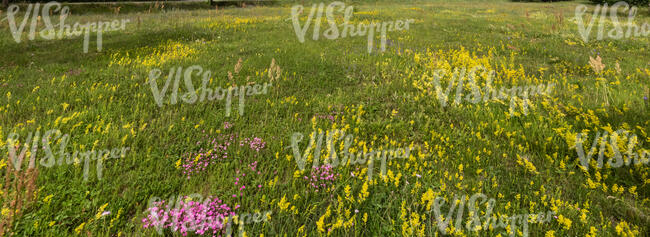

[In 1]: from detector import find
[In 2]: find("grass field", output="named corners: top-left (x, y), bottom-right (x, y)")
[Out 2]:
top-left (1, 0), bottom-right (649, 236)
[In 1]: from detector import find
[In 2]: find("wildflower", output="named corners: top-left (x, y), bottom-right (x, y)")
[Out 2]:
top-left (43, 194), bottom-right (54, 204)
top-left (358, 181), bottom-right (369, 202)
top-left (75, 222), bottom-right (85, 234)
top-left (316, 205), bottom-right (331, 233)
top-left (142, 195), bottom-right (234, 235)
top-left (278, 195), bottom-right (290, 211)
top-left (557, 215), bottom-right (572, 230)
top-left (1, 208), bottom-right (10, 217)
top-left (304, 164), bottom-right (338, 193)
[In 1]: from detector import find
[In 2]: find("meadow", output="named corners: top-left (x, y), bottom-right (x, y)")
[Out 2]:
top-left (0, 0), bottom-right (649, 236)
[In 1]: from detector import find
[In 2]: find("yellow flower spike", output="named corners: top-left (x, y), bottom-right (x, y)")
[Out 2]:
top-left (74, 222), bottom-right (85, 234)
top-left (557, 215), bottom-right (572, 230)
top-left (278, 195), bottom-right (290, 211)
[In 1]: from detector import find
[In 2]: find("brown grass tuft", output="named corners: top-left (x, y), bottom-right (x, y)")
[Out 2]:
top-left (0, 145), bottom-right (40, 236)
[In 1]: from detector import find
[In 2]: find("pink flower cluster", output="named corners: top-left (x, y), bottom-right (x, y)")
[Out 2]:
top-left (314, 111), bottom-right (343, 123)
top-left (223, 121), bottom-right (233, 130)
top-left (303, 164), bottom-right (339, 193)
top-left (181, 133), bottom-right (236, 179)
top-left (239, 137), bottom-right (266, 152)
top-left (180, 124), bottom-right (267, 179)
top-left (232, 161), bottom-right (263, 198)
top-left (142, 196), bottom-right (236, 236)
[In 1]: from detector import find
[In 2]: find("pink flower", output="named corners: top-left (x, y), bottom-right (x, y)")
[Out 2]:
top-left (141, 196), bottom-right (234, 235)
top-left (305, 164), bottom-right (339, 193)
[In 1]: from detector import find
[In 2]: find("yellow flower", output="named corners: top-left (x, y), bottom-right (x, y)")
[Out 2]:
top-left (586, 226), bottom-right (598, 237)
top-left (614, 221), bottom-right (638, 236)
top-left (344, 185), bottom-right (353, 201)
top-left (545, 230), bottom-right (555, 237)
top-left (358, 181), bottom-right (369, 202)
top-left (75, 222), bottom-right (85, 234)
top-left (110, 208), bottom-right (123, 227)
top-left (43, 194), bottom-right (54, 204)
top-left (1, 208), bottom-right (10, 217)
top-left (95, 203), bottom-right (109, 220)
top-left (557, 215), bottom-right (572, 230)
top-left (175, 159), bottom-right (182, 169)
top-left (278, 195), bottom-right (290, 211)
top-left (297, 225), bottom-right (305, 236)
top-left (421, 188), bottom-right (435, 211)
top-left (629, 186), bottom-right (638, 196)
top-left (316, 205), bottom-right (331, 233)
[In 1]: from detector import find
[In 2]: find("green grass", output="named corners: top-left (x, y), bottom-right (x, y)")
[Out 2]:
top-left (0, 0), bottom-right (649, 236)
